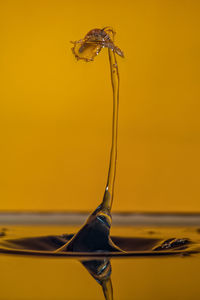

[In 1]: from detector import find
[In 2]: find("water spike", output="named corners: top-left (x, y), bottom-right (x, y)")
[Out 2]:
top-left (56, 27), bottom-right (123, 253)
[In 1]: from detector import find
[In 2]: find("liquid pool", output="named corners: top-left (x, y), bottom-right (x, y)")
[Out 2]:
top-left (0, 213), bottom-right (200, 300)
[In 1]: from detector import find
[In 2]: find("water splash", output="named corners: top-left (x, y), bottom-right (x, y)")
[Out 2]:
top-left (55, 27), bottom-right (124, 253)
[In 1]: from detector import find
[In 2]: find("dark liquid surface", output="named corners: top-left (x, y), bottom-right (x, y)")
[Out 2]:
top-left (0, 226), bottom-right (199, 257)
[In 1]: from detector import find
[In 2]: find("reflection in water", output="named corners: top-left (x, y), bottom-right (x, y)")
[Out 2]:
top-left (0, 226), bottom-right (200, 300)
top-left (81, 259), bottom-right (113, 300)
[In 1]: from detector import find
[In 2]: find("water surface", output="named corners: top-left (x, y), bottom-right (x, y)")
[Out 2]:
top-left (0, 224), bottom-right (200, 300)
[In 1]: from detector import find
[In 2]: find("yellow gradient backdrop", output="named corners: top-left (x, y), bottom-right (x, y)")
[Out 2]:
top-left (0, 0), bottom-right (200, 212)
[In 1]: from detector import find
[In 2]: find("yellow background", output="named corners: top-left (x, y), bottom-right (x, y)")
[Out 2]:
top-left (0, 0), bottom-right (199, 212)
